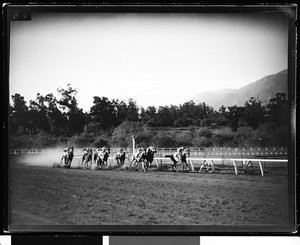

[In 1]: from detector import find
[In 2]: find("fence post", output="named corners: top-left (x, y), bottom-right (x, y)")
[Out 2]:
top-left (190, 159), bottom-right (194, 172)
top-left (232, 160), bottom-right (238, 175)
top-left (258, 161), bottom-right (264, 176)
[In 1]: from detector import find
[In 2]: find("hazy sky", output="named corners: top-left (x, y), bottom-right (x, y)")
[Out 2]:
top-left (9, 12), bottom-right (288, 112)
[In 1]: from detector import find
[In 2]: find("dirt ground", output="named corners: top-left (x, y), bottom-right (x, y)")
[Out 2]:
top-left (8, 155), bottom-right (289, 231)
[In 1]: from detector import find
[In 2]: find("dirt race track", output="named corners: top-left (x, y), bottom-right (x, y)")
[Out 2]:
top-left (9, 154), bottom-right (289, 231)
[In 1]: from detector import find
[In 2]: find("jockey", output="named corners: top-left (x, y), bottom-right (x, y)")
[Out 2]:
top-left (182, 147), bottom-right (189, 155)
top-left (61, 148), bottom-right (68, 162)
top-left (115, 149), bottom-right (125, 164)
top-left (173, 147), bottom-right (183, 162)
top-left (101, 146), bottom-right (109, 154)
top-left (136, 147), bottom-right (145, 160)
top-left (116, 148), bottom-right (123, 157)
top-left (83, 148), bottom-right (92, 156)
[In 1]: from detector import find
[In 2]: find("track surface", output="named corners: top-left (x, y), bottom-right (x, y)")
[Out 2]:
top-left (9, 156), bottom-right (289, 230)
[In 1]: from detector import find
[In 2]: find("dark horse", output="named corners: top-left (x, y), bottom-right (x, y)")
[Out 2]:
top-left (82, 148), bottom-right (93, 167)
top-left (130, 146), bottom-right (157, 172)
top-left (181, 148), bottom-right (191, 171)
top-left (61, 146), bottom-right (74, 168)
top-left (144, 146), bottom-right (157, 170)
top-left (115, 149), bottom-right (126, 165)
top-left (165, 147), bottom-right (190, 172)
top-left (94, 147), bottom-right (110, 168)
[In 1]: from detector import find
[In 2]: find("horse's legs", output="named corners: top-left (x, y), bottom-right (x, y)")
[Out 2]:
top-left (208, 161), bottom-right (215, 173)
top-left (199, 160), bottom-right (207, 173)
top-left (130, 159), bottom-right (136, 169)
top-left (182, 161), bottom-right (190, 171)
top-left (173, 163), bottom-right (178, 172)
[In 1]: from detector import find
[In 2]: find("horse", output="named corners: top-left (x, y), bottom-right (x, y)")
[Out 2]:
top-left (82, 148), bottom-right (93, 167)
top-left (199, 159), bottom-right (215, 173)
top-left (93, 149), bottom-right (101, 168)
top-left (144, 146), bottom-right (157, 170)
top-left (115, 149), bottom-right (126, 165)
top-left (99, 147), bottom-right (110, 167)
top-left (243, 160), bottom-right (254, 174)
top-left (94, 147), bottom-right (110, 168)
top-left (164, 147), bottom-right (184, 172)
top-left (181, 148), bottom-right (191, 171)
top-left (61, 146), bottom-right (74, 168)
top-left (129, 147), bottom-right (148, 172)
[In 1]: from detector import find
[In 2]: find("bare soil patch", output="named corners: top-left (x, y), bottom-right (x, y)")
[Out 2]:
top-left (9, 155), bottom-right (289, 230)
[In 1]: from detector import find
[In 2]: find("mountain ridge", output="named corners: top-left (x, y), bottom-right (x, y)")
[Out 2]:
top-left (190, 69), bottom-right (288, 110)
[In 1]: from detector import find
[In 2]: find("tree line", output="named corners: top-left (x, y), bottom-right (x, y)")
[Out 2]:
top-left (9, 84), bottom-right (289, 148)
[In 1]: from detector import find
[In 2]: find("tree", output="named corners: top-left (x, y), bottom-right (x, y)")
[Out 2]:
top-left (156, 106), bottom-right (173, 127)
top-left (226, 105), bottom-right (245, 132)
top-left (126, 99), bottom-right (139, 122)
top-left (29, 93), bottom-right (51, 133)
top-left (57, 84), bottom-right (85, 135)
top-left (140, 106), bottom-right (157, 126)
top-left (44, 93), bottom-right (68, 135)
top-left (10, 93), bottom-right (29, 134)
top-left (243, 97), bottom-right (266, 129)
top-left (266, 93), bottom-right (288, 124)
top-left (218, 105), bottom-right (227, 115)
top-left (112, 99), bottom-right (127, 126)
top-left (90, 96), bottom-right (115, 130)
top-left (178, 101), bottom-right (196, 119)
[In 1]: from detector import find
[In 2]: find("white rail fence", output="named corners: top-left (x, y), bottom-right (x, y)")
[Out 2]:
top-left (68, 155), bottom-right (286, 177)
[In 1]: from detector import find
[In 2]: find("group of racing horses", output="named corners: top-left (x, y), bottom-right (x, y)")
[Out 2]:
top-left (60, 146), bottom-right (214, 172)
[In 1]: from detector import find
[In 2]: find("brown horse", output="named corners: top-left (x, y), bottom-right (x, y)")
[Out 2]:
top-left (115, 149), bottom-right (126, 165)
top-left (61, 146), bottom-right (74, 168)
top-left (82, 148), bottom-right (93, 167)
top-left (94, 147), bottom-right (110, 169)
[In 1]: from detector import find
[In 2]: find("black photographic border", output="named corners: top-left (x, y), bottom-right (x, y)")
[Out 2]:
top-left (2, 2), bottom-right (298, 236)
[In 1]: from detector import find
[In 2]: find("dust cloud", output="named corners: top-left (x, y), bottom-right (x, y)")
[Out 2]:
top-left (11, 150), bottom-right (82, 168)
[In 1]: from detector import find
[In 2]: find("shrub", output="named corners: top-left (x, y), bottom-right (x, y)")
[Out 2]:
top-left (216, 116), bottom-right (229, 126)
top-left (92, 137), bottom-right (109, 148)
top-left (174, 131), bottom-right (194, 147)
top-left (110, 121), bottom-right (147, 147)
top-left (201, 118), bottom-right (211, 127)
top-left (211, 132), bottom-right (237, 147)
top-left (31, 131), bottom-right (58, 148)
top-left (197, 128), bottom-right (213, 138)
top-left (251, 122), bottom-right (288, 147)
top-left (68, 132), bottom-right (94, 148)
top-left (234, 126), bottom-right (255, 146)
top-left (151, 132), bottom-right (177, 147)
top-left (173, 117), bottom-right (193, 127)
top-left (135, 131), bottom-right (155, 148)
top-left (192, 136), bottom-right (213, 147)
